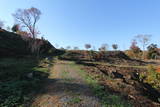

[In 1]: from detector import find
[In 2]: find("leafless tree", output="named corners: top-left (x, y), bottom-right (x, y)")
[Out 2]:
top-left (66, 46), bottom-right (71, 50)
top-left (135, 34), bottom-right (151, 51)
top-left (74, 47), bottom-right (79, 50)
top-left (99, 44), bottom-right (108, 51)
top-left (112, 44), bottom-right (118, 50)
top-left (12, 7), bottom-right (41, 39)
top-left (135, 34), bottom-right (151, 59)
top-left (85, 44), bottom-right (91, 50)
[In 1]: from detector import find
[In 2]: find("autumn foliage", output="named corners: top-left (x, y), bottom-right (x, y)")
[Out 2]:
top-left (156, 66), bottom-right (160, 73)
top-left (126, 39), bottom-right (142, 59)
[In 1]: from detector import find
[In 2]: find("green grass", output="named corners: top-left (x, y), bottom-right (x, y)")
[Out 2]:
top-left (0, 57), bottom-right (51, 107)
top-left (61, 64), bottom-right (76, 82)
top-left (69, 63), bottom-right (132, 107)
top-left (69, 97), bottom-right (82, 104)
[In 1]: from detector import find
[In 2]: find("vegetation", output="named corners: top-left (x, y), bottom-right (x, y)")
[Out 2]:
top-left (84, 44), bottom-right (91, 50)
top-left (99, 44), bottom-right (108, 51)
top-left (147, 44), bottom-right (159, 59)
top-left (0, 57), bottom-right (51, 107)
top-left (112, 44), bottom-right (118, 50)
top-left (13, 7), bottom-right (41, 39)
top-left (1, 5), bottom-right (160, 107)
top-left (126, 39), bottom-right (142, 59)
top-left (135, 34), bottom-right (151, 59)
top-left (0, 30), bottom-right (56, 57)
top-left (140, 65), bottom-right (160, 89)
top-left (77, 65), bottom-right (132, 107)
top-left (11, 24), bottom-right (20, 33)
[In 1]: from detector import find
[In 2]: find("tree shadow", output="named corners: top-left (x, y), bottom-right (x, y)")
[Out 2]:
top-left (28, 78), bottom-right (102, 107)
top-left (0, 56), bottom-right (52, 107)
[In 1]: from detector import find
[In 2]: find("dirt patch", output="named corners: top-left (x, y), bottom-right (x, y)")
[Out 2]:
top-left (32, 60), bottom-right (101, 107)
top-left (81, 62), bottom-right (160, 107)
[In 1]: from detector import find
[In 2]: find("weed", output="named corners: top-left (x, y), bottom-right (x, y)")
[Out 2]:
top-left (69, 97), bottom-right (82, 104)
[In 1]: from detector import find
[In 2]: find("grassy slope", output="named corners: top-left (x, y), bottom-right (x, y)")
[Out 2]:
top-left (0, 30), bottom-right (29, 56)
top-left (0, 29), bottom-right (62, 107)
top-left (0, 57), bottom-right (53, 107)
top-left (0, 29), bottom-right (56, 57)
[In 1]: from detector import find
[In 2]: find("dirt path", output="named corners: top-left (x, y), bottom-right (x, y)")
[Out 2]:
top-left (32, 60), bottom-right (101, 107)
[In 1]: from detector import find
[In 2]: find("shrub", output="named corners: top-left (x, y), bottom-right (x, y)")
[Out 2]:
top-left (140, 65), bottom-right (160, 89)
top-left (156, 66), bottom-right (160, 73)
top-left (11, 24), bottom-right (20, 32)
top-left (126, 39), bottom-right (142, 59)
top-left (147, 44), bottom-right (159, 59)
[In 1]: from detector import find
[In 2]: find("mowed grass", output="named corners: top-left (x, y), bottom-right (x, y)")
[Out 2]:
top-left (0, 57), bottom-right (51, 107)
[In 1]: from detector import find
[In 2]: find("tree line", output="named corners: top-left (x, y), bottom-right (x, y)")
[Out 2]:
top-left (0, 7), bottom-right (159, 60)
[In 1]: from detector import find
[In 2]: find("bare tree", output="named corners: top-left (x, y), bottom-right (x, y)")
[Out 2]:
top-left (135, 34), bottom-right (151, 51)
top-left (74, 46), bottom-right (79, 50)
top-left (85, 44), bottom-right (91, 50)
top-left (66, 46), bottom-right (71, 50)
top-left (99, 44), bottom-right (108, 51)
top-left (12, 7), bottom-right (41, 39)
top-left (112, 44), bottom-right (118, 50)
top-left (135, 34), bottom-right (151, 59)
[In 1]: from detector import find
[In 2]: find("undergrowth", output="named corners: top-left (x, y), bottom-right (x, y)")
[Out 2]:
top-left (140, 65), bottom-right (160, 89)
top-left (71, 63), bottom-right (132, 107)
top-left (0, 57), bottom-right (51, 107)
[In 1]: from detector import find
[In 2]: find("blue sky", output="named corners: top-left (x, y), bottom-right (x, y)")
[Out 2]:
top-left (1, 0), bottom-right (160, 50)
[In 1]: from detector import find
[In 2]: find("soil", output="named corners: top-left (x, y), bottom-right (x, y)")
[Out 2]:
top-left (80, 62), bottom-right (160, 107)
top-left (31, 59), bottom-right (160, 107)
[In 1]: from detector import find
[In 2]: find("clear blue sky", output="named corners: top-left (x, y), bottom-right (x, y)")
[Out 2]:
top-left (1, 0), bottom-right (160, 50)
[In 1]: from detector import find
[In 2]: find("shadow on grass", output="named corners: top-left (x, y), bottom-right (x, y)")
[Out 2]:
top-left (29, 78), bottom-right (131, 107)
top-left (0, 56), bottom-right (53, 107)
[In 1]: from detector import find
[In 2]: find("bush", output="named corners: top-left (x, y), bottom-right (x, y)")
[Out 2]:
top-left (125, 50), bottom-right (142, 59)
top-left (140, 65), bottom-right (160, 89)
top-left (147, 44), bottom-right (159, 59)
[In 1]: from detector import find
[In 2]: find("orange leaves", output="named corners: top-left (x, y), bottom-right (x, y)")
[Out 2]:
top-left (156, 66), bottom-right (160, 73)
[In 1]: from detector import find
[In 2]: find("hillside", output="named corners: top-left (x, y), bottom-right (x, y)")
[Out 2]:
top-left (59, 50), bottom-right (146, 66)
top-left (0, 29), bottom-right (56, 57)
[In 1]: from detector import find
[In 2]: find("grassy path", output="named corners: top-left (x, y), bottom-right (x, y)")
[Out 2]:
top-left (32, 60), bottom-right (101, 107)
